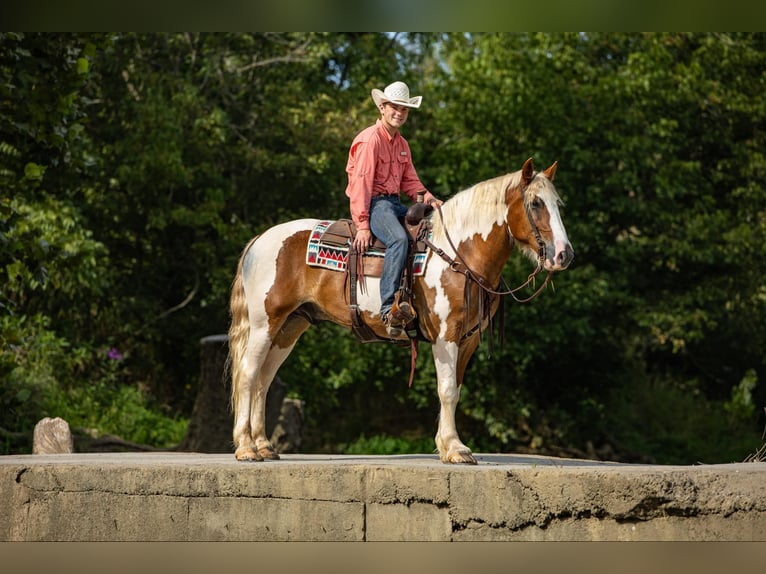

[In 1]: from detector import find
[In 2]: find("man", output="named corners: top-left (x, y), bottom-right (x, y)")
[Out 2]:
top-left (345, 81), bottom-right (443, 337)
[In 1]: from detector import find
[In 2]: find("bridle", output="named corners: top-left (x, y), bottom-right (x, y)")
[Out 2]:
top-left (425, 173), bottom-right (555, 305)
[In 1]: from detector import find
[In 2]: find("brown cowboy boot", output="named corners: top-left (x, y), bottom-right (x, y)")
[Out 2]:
top-left (382, 312), bottom-right (405, 338)
top-left (390, 296), bottom-right (417, 324)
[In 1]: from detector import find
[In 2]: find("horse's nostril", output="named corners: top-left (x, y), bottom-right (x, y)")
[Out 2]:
top-left (556, 245), bottom-right (574, 267)
top-left (565, 246), bottom-right (574, 266)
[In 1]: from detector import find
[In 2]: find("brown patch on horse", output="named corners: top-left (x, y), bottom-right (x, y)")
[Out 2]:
top-left (458, 225), bottom-right (515, 282)
top-left (505, 181), bottom-right (552, 261)
top-left (527, 193), bottom-right (554, 236)
top-left (271, 314), bottom-right (312, 350)
top-left (438, 268), bottom-right (470, 343)
top-left (412, 280), bottom-right (441, 342)
top-left (431, 221), bottom-right (513, 345)
top-left (265, 230), bottom-right (351, 337)
top-left (266, 228), bottom-right (400, 341)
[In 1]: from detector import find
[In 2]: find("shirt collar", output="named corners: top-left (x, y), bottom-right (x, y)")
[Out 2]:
top-left (375, 118), bottom-right (399, 142)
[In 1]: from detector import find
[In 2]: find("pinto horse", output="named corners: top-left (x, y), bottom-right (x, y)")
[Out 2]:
top-left (228, 158), bottom-right (574, 464)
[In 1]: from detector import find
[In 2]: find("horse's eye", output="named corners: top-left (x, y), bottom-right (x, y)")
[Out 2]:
top-left (531, 198), bottom-right (543, 210)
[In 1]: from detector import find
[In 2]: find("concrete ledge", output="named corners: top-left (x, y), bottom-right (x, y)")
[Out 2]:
top-left (1, 452), bottom-right (764, 541)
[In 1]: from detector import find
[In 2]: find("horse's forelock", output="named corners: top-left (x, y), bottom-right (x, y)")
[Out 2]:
top-left (524, 172), bottom-right (563, 209)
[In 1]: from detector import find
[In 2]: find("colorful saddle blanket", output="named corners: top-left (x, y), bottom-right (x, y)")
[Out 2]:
top-left (306, 220), bottom-right (428, 276)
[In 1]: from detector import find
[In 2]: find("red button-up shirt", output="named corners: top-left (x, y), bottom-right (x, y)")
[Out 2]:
top-left (345, 119), bottom-right (434, 230)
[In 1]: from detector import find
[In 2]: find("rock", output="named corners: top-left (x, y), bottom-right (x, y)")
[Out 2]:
top-left (32, 417), bottom-right (73, 454)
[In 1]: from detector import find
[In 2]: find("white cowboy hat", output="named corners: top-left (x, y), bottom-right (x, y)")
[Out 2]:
top-left (371, 81), bottom-right (422, 109)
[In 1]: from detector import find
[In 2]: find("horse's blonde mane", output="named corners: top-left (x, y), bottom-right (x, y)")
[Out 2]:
top-left (431, 171), bottom-right (522, 242)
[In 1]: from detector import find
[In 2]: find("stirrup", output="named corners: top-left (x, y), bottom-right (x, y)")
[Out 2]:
top-left (390, 300), bottom-right (417, 323)
top-left (382, 313), bottom-right (404, 338)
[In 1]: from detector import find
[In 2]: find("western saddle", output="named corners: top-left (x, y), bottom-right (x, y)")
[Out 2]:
top-left (318, 199), bottom-right (434, 345)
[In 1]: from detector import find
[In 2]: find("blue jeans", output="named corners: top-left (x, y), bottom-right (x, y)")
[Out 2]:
top-left (369, 195), bottom-right (409, 316)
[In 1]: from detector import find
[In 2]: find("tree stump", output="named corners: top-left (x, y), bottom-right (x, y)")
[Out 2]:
top-left (270, 398), bottom-right (304, 453)
top-left (33, 417), bottom-right (73, 454)
top-left (177, 334), bottom-right (299, 454)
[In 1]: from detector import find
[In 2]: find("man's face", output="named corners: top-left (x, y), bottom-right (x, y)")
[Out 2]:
top-left (379, 102), bottom-right (410, 131)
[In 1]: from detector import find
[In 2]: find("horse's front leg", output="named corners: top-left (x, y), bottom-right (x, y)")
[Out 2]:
top-left (432, 338), bottom-right (477, 464)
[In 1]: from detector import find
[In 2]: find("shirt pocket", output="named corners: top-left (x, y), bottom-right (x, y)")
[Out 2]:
top-left (375, 155), bottom-right (393, 182)
top-left (395, 152), bottom-right (410, 183)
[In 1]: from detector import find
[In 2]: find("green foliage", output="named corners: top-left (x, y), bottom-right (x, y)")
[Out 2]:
top-left (2, 194), bottom-right (108, 314)
top-left (2, 32), bottom-right (765, 464)
top-left (0, 311), bottom-right (186, 452)
top-left (415, 32), bottom-right (766, 463)
top-left (725, 369), bottom-right (758, 421)
top-left (0, 313), bottom-right (70, 431)
top-left (604, 374), bottom-right (760, 465)
top-left (58, 383), bottom-right (188, 449)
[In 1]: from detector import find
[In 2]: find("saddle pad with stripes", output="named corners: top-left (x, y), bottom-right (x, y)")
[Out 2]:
top-left (305, 220), bottom-right (427, 275)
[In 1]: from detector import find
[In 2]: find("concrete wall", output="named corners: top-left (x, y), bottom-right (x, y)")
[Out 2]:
top-left (1, 452), bottom-right (765, 541)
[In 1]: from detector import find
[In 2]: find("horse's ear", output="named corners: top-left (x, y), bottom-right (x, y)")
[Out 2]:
top-left (522, 158), bottom-right (535, 187)
top-left (543, 161), bottom-right (558, 182)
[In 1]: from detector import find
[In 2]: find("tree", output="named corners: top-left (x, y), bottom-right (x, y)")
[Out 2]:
top-left (0, 33), bottom-right (114, 439)
top-left (414, 32), bottom-right (766, 462)
top-left (3, 33), bottom-right (764, 463)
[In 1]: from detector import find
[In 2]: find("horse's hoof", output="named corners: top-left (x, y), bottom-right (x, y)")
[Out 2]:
top-left (257, 445), bottom-right (280, 460)
top-left (235, 447), bottom-right (264, 462)
top-left (442, 451), bottom-right (478, 465)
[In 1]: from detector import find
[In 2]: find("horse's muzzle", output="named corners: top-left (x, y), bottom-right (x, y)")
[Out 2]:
top-left (546, 241), bottom-right (574, 271)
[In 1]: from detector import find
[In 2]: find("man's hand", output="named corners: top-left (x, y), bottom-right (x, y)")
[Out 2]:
top-left (354, 229), bottom-right (372, 253)
top-left (428, 197), bottom-right (444, 208)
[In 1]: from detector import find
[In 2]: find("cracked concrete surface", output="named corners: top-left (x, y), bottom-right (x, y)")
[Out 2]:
top-left (1, 452), bottom-right (764, 541)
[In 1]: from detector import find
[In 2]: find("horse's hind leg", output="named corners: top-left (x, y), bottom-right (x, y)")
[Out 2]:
top-left (235, 315), bottom-right (310, 461)
top-left (232, 326), bottom-right (273, 461)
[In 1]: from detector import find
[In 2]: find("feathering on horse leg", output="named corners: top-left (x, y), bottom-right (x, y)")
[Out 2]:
top-left (232, 328), bottom-right (272, 461)
top-left (248, 369), bottom-right (280, 460)
top-left (432, 338), bottom-right (477, 464)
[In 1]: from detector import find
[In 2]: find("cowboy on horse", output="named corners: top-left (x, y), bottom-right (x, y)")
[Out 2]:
top-left (227, 82), bottom-right (574, 464)
top-left (345, 81), bottom-right (444, 337)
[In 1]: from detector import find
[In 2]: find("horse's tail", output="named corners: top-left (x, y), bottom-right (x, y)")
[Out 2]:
top-left (227, 235), bottom-right (259, 417)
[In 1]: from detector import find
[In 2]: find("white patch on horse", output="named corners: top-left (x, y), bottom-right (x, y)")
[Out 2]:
top-left (530, 178), bottom-right (571, 267)
top-left (431, 338), bottom-right (464, 458)
top-left (355, 277), bottom-right (383, 316)
top-left (432, 338), bottom-right (459, 379)
top-left (423, 255), bottom-right (452, 339)
top-left (242, 219), bottom-right (318, 325)
top-left (542, 194), bottom-right (570, 252)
